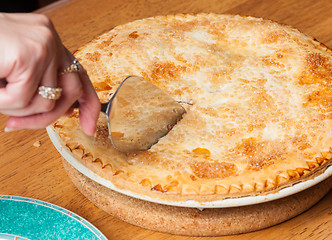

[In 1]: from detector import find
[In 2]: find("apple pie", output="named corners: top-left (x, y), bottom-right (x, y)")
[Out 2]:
top-left (52, 13), bottom-right (332, 202)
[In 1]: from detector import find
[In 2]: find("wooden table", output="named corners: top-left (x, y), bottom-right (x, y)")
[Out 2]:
top-left (1, 0), bottom-right (331, 239)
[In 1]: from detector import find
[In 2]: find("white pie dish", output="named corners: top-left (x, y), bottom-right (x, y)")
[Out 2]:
top-left (47, 126), bottom-right (332, 209)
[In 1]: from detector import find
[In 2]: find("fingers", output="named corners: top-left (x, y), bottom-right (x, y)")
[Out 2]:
top-left (0, 13), bottom-right (100, 135)
top-left (2, 13), bottom-right (51, 25)
top-left (6, 71), bottom-right (83, 130)
top-left (0, 57), bottom-right (44, 109)
top-left (0, 13), bottom-right (57, 110)
top-left (76, 69), bottom-right (101, 136)
top-left (6, 65), bottom-right (100, 136)
top-left (0, 58), bottom-right (58, 116)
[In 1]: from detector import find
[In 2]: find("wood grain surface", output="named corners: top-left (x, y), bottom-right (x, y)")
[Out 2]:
top-left (0, 0), bottom-right (331, 239)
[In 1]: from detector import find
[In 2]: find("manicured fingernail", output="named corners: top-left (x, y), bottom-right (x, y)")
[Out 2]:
top-left (4, 127), bottom-right (17, 132)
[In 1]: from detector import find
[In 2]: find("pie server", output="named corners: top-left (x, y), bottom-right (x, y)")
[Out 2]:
top-left (91, 75), bottom-right (186, 152)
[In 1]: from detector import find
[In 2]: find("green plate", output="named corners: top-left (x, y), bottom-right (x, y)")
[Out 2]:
top-left (0, 195), bottom-right (107, 240)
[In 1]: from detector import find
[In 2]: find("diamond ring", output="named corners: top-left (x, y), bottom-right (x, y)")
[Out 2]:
top-left (59, 59), bottom-right (81, 75)
top-left (38, 86), bottom-right (62, 100)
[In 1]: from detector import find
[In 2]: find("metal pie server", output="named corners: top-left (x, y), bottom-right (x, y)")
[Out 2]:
top-left (99, 75), bottom-right (186, 152)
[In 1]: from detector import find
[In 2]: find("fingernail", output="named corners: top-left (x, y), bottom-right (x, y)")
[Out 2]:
top-left (4, 127), bottom-right (17, 132)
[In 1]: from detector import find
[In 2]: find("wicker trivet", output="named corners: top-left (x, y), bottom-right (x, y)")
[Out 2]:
top-left (63, 159), bottom-right (331, 236)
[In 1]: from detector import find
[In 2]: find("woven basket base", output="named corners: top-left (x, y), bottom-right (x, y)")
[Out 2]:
top-left (63, 159), bottom-right (331, 236)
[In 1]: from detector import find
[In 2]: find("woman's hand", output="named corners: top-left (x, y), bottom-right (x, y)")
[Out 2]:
top-left (0, 13), bottom-right (100, 136)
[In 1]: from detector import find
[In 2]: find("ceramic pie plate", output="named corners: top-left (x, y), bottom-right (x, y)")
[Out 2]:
top-left (46, 126), bottom-right (332, 209)
top-left (0, 195), bottom-right (107, 240)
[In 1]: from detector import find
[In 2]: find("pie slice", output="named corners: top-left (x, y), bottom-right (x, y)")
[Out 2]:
top-left (52, 13), bottom-right (332, 202)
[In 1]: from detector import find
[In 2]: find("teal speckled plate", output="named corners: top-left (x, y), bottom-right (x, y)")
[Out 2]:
top-left (0, 195), bottom-right (107, 240)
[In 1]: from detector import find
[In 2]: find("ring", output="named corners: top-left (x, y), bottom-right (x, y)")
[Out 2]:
top-left (59, 59), bottom-right (81, 75)
top-left (38, 86), bottom-right (62, 100)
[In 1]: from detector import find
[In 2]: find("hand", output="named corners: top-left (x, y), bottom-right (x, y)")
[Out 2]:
top-left (0, 13), bottom-right (100, 136)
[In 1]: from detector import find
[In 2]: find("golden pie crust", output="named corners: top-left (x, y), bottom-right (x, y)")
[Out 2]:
top-left (52, 14), bottom-right (332, 202)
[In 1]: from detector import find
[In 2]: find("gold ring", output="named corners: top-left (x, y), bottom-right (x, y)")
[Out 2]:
top-left (59, 59), bottom-right (81, 75)
top-left (38, 86), bottom-right (62, 100)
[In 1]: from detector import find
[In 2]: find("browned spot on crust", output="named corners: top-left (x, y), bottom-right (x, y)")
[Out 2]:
top-left (53, 122), bottom-right (64, 128)
top-left (276, 174), bottom-right (289, 185)
top-left (301, 53), bottom-right (332, 115)
top-left (287, 169), bottom-right (300, 179)
top-left (82, 152), bottom-right (94, 160)
top-left (168, 18), bottom-right (209, 33)
top-left (141, 61), bottom-right (191, 89)
top-left (93, 158), bottom-right (103, 165)
top-left (261, 56), bottom-right (285, 68)
top-left (277, 53), bottom-right (284, 58)
top-left (140, 178), bottom-right (152, 187)
top-left (306, 53), bottom-right (332, 79)
top-left (296, 167), bottom-right (308, 176)
top-left (291, 134), bottom-right (312, 151)
top-left (151, 184), bottom-right (165, 192)
top-left (191, 161), bottom-right (237, 179)
top-left (307, 161), bottom-right (319, 170)
top-left (85, 52), bottom-right (101, 62)
top-left (251, 90), bottom-right (275, 109)
top-left (207, 22), bottom-right (226, 37)
top-left (129, 31), bottom-right (139, 38)
top-left (152, 62), bottom-right (187, 79)
top-left (263, 31), bottom-right (290, 44)
top-left (247, 121), bottom-right (266, 132)
top-left (233, 138), bottom-right (285, 171)
top-left (173, 86), bottom-right (201, 96)
top-left (164, 180), bottom-right (179, 192)
top-left (113, 169), bottom-right (124, 175)
top-left (94, 81), bottom-right (112, 91)
top-left (97, 34), bottom-right (117, 49)
top-left (190, 175), bottom-right (197, 181)
top-left (68, 111), bottom-right (79, 118)
top-left (192, 147), bottom-right (211, 156)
